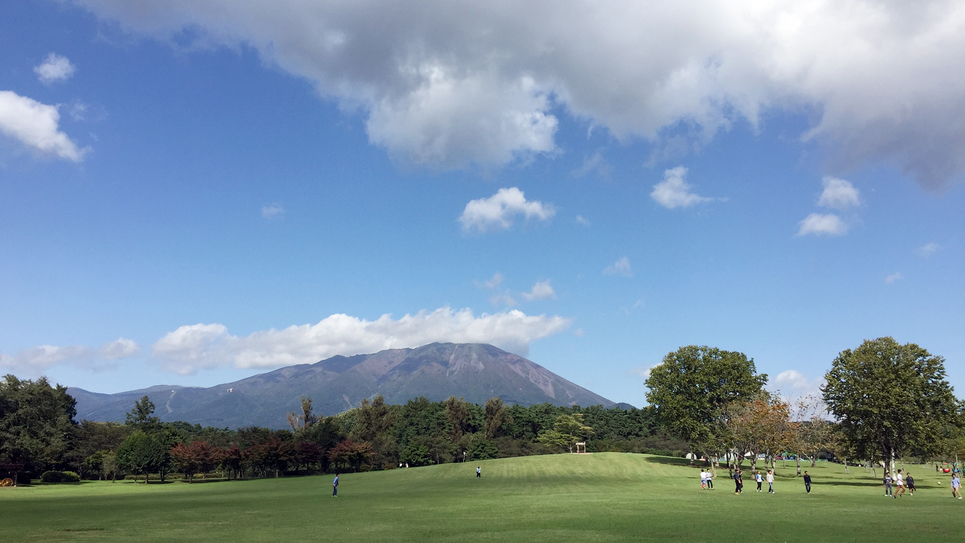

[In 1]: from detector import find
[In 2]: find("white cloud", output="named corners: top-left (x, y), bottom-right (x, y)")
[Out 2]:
top-left (650, 166), bottom-right (715, 209)
top-left (573, 152), bottom-right (610, 178)
top-left (632, 362), bottom-right (663, 381)
top-left (261, 203), bottom-right (285, 220)
top-left (0, 337), bottom-right (141, 375)
top-left (522, 280), bottom-right (556, 301)
top-left (151, 307), bottom-right (573, 374)
top-left (476, 272), bottom-right (516, 307)
top-left (576, 215), bottom-right (591, 227)
top-left (917, 242), bottom-right (940, 257)
top-left (478, 272), bottom-right (504, 290)
top-left (97, 338), bottom-right (141, 359)
top-left (603, 256), bottom-right (632, 278)
top-left (797, 213), bottom-right (848, 236)
top-left (818, 177), bottom-right (860, 209)
top-left (0, 91), bottom-right (87, 161)
top-left (459, 187), bottom-right (555, 232)
top-left (769, 370), bottom-right (826, 405)
top-left (885, 272), bottom-right (903, 283)
top-left (70, 0), bottom-right (965, 186)
top-left (34, 53), bottom-right (77, 83)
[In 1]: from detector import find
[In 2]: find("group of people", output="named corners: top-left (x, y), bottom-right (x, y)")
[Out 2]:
top-left (699, 467), bottom-right (810, 495)
top-left (882, 469), bottom-right (914, 497)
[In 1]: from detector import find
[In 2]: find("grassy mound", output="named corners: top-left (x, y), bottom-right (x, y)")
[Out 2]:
top-left (2, 454), bottom-right (963, 542)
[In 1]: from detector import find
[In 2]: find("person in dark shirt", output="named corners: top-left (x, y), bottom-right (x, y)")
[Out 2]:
top-left (906, 473), bottom-right (916, 495)
top-left (803, 471), bottom-right (812, 494)
top-left (734, 469), bottom-right (743, 495)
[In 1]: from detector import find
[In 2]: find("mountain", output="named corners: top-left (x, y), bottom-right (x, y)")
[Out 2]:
top-left (69, 343), bottom-right (617, 429)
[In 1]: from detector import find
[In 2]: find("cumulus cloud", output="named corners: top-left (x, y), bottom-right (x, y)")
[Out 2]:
top-left (261, 203), bottom-right (285, 220)
top-left (151, 307), bottom-right (573, 374)
top-left (69, 0), bottom-right (965, 186)
top-left (604, 256), bottom-right (633, 278)
top-left (797, 213), bottom-right (848, 237)
top-left (97, 338), bottom-right (141, 359)
top-left (885, 272), bottom-right (903, 283)
top-left (650, 167), bottom-right (716, 209)
top-left (818, 177), bottom-right (860, 209)
top-left (522, 280), bottom-right (556, 301)
top-left (917, 242), bottom-right (940, 256)
top-left (34, 53), bottom-right (77, 83)
top-left (0, 91), bottom-right (87, 161)
top-left (459, 187), bottom-right (555, 232)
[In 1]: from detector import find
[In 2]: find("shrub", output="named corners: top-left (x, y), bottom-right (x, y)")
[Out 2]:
top-left (41, 471), bottom-right (80, 483)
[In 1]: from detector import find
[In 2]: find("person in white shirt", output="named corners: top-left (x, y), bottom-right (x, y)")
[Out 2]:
top-left (766, 470), bottom-right (775, 493)
top-left (700, 469), bottom-right (707, 489)
top-left (894, 469), bottom-right (905, 498)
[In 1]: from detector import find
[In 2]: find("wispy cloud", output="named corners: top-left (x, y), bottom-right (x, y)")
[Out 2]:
top-left (151, 307), bottom-right (573, 374)
top-left (34, 53), bottom-right (76, 84)
top-left (818, 177), bottom-right (860, 209)
top-left (0, 338), bottom-right (140, 374)
top-left (261, 203), bottom-right (285, 220)
top-left (885, 272), bottom-right (903, 283)
top-left (576, 215), bottom-right (591, 227)
top-left (917, 242), bottom-right (940, 257)
top-left (650, 166), bottom-right (719, 209)
top-left (573, 151), bottom-right (610, 178)
top-left (522, 280), bottom-right (556, 301)
top-left (603, 256), bottom-right (632, 278)
top-left (459, 187), bottom-right (555, 232)
top-left (797, 213), bottom-right (848, 237)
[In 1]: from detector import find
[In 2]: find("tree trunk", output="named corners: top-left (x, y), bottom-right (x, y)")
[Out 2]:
top-left (844, 457), bottom-right (849, 474)
top-left (796, 454), bottom-right (802, 476)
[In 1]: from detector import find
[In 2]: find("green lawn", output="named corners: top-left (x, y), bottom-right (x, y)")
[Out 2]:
top-left (2, 454), bottom-right (963, 542)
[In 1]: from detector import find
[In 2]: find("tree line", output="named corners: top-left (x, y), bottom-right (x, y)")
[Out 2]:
top-left (645, 337), bottom-right (965, 477)
top-left (0, 377), bottom-right (685, 483)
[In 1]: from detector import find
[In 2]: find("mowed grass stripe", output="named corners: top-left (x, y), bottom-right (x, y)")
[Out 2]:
top-left (2, 453), bottom-right (964, 542)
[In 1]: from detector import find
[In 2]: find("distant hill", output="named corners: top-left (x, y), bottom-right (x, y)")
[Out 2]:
top-left (69, 343), bottom-right (618, 429)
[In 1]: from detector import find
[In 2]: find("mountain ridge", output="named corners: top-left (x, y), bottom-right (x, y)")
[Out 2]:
top-left (69, 343), bottom-right (617, 429)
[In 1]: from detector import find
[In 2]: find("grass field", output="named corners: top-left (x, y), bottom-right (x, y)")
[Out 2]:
top-left (2, 454), bottom-right (964, 542)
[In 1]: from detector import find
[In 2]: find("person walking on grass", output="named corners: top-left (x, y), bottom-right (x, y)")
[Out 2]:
top-left (884, 472), bottom-right (893, 496)
top-left (803, 471), bottom-right (812, 494)
top-left (906, 473), bottom-right (916, 495)
top-left (476, 466), bottom-right (481, 478)
top-left (894, 469), bottom-right (905, 498)
top-left (755, 470), bottom-right (763, 492)
top-left (332, 473), bottom-right (339, 497)
top-left (706, 469), bottom-right (714, 489)
top-left (734, 469), bottom-right (743, 495)
top-left (952, 473), bottom-right (962, 499)
top-left (766, 469), bottom-right (775, 494)
top-left (700, 469), bottom-right (707, 489)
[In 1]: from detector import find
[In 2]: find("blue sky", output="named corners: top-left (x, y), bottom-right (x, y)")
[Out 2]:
top-left (1, 0), bottom-right (963, 409)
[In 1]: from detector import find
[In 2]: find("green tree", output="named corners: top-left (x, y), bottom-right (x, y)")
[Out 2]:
top-left (125, 395), bottom-right (160, 432)
top-left (0, 375), bottom-right (77, 475)
top-left (822, 337), bottom-right (959, 475)
top-left (116, 430), bottom-right (169, 483)
top-left (538, 413), bottom-right (593, 453)
top-left (644, 346), bottom-right (767, 463)
top-left (483, 397), bottom-right (509, 440)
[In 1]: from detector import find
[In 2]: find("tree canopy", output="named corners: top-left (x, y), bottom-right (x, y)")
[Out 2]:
top-left (822, 337), bottom-right (959, 470)
top-left (0, 375), bottom-right (77, 474)
top-left (645, 346), bottom-right (767, 455)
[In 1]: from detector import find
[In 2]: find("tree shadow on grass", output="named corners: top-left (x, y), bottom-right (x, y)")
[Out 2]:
top-left (644, 456), bottom-right (694, 467)
top-left (815, 480), bottom-right (886, 488)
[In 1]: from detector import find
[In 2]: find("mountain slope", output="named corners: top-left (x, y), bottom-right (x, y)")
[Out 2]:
top-left (69, 343), bottom-right (616, 429)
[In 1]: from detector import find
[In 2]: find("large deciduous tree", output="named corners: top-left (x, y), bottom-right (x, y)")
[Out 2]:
top-left (645, 346), bottom-right (767, 463)
top-left (822, 337), bottom-right (959, 474)
top-left (0, 375), bottom-right (77, 475)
